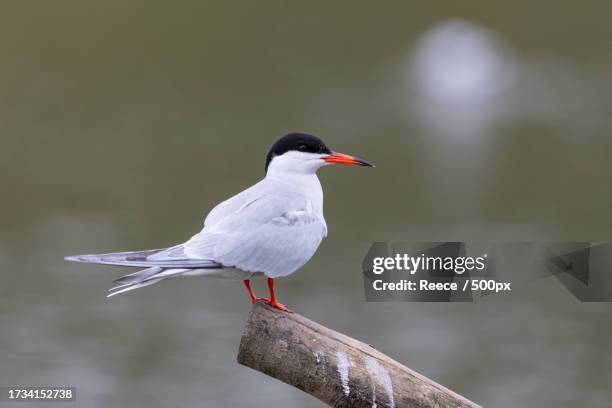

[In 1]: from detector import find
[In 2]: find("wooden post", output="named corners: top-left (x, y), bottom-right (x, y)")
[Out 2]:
top-left (237, 301), bottom-right (480, 408)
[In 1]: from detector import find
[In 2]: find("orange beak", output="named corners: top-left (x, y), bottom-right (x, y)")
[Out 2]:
top-left (322, 151), bottom-right (374, 167)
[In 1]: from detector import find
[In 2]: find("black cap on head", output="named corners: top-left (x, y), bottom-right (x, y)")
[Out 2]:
top-left (265, 133), bottom-right (331, 172)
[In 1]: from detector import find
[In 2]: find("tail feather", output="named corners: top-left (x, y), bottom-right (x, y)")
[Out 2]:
top-left (107, 268), bottom-right (197, 297)
top-left (108, 267), bottom-right (182, 294)
top-left (65, 247), bottom-right (222, 269)
top-left (65, 247), bottom-right (241, 297)
top-left (112, 267), bottom-right (163, 285)
top-left (140, 268), bottom-right (190, 283)
top-left (107, 278), bottom-right (163, 297)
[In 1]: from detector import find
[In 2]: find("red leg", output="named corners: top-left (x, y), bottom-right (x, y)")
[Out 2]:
top-left (266, 278), bottom-right (293, 312)
top-left (243, 279), bottom-right (259, 304)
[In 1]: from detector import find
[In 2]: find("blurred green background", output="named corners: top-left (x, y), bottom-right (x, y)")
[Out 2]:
top-left (1, 1), bottom-right (611, 407)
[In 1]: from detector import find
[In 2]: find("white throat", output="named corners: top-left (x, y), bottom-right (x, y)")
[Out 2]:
top-left (265, 151), bottom-right (326, 199)
top-left (266, 151), bottom-right (327, 175)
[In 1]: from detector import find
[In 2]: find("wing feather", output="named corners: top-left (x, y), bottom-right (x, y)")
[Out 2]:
top-left (65, 247), bottom-right (222, 268)
top-left (66, 179), bottom-right (326, 279)
top-left (184, 190), bottom-right (326, 278)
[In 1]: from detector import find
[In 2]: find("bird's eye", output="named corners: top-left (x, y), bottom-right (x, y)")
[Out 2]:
top-left (298, 144), bottom-right (307, 151)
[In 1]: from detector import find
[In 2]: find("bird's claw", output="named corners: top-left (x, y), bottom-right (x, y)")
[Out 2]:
top-left (268, 301), bottom-right (293, 313)
top-left (255, 298), bottom-right (293, 313)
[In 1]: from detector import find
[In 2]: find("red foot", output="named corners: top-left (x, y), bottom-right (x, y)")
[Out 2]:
top-left (262, 298), bottom-right (293, 313)
top-left (244, 279), bottom-right (261, 304)
top-left (265, 278), bottom-right (293, 312)
top-left (243, 278), bottom-right (294, 312)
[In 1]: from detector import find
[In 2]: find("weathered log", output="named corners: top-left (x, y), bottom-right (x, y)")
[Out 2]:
top-left (237, 301), bottom-right (480, 408)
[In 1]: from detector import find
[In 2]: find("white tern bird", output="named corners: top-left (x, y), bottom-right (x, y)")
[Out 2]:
top-left (65, 133), bottom-right (373, 311)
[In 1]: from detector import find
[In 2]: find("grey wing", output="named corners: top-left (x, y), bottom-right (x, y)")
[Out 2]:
top-left (202, 179), bottom-right (268, 229)
top-left (183, 191), bottom-right (327, 278)
top-left (64, 182), bottom-right (270, 269)
top-left (65, 245), bottom-right (223, 269)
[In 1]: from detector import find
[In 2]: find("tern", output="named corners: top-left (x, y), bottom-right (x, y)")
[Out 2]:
top-left (65, 133), bottom-right (373, 311)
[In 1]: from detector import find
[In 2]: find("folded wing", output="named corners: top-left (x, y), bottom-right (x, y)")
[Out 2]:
top-left (184, 190), bottom-right (327, 278)
top-left (64, 246), bottom-right (223, 269)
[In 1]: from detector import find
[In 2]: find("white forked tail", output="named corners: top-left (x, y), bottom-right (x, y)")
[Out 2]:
top-left (65, 247), bottom-right (227, 297)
